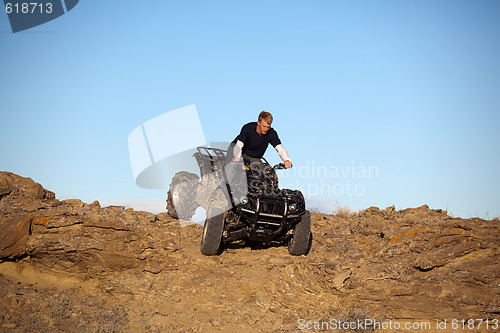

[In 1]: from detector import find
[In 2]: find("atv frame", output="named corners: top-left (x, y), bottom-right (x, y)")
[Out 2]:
top-left (191, 146), bottom-right (312, 256)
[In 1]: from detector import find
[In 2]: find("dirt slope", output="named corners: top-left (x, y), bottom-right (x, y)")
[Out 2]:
top-left (1, 171), bottom-right (499, 332)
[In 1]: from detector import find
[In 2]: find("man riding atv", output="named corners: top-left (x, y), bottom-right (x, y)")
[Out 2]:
top-left (227, 111), bottom-right (292, 172)
top-left (166, 110), bottom-right (311, 256)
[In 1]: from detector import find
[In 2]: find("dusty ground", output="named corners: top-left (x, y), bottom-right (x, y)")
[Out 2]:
top-left (0, 172), bottom-right (499, 332)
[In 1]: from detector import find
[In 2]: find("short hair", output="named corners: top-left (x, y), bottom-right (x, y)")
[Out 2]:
top-left (258, 111), bottom-right (273, 124)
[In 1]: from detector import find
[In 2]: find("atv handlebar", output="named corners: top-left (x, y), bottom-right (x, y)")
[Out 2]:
top-left (231, 161), bottom-right (291, 170)
top-left (273, 163), bottom-right (287, 170)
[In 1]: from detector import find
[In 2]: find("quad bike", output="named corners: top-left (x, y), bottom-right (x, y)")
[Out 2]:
top-left (166, 147), bottom-right (311, 256)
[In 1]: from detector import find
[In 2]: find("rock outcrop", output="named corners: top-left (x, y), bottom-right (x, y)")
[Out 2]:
top-left (0, 172), bottom-right (179, 273)
top-left (0, 171), bottom-right (498, 332)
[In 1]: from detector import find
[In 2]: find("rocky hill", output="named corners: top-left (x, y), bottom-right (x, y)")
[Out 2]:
top-left (1, 171), bottom-right (498, 332)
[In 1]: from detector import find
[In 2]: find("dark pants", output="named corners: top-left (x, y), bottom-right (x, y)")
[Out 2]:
top-left (243, 153), bottom-right (265, 174)
top-left (226, 143), bottom-right (264, 174)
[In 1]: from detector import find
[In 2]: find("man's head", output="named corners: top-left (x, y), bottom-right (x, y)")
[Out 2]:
top-left (258, 111), bottom-right (273, 125)
top-left (257, 111), bottom-right (272, 135)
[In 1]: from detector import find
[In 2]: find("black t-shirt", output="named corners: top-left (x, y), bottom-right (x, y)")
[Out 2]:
top-left (232, 122), bottom-right (281, 158)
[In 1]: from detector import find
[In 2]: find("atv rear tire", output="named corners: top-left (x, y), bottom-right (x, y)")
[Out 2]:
top-left (288, 210), bottom-right (312, 255)
top-left (166, 171), bottom-right (200, 220)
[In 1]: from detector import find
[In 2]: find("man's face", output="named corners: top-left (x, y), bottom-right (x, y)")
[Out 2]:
top-left (257, 120), bottom-right (271, 135)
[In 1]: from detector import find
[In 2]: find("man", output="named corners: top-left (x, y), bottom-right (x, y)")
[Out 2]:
top-left (228, 111), bottom-right (292, 171)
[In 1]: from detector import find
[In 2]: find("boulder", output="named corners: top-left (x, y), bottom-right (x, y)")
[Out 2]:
top-left (0, 215), bottom-right (31, 259)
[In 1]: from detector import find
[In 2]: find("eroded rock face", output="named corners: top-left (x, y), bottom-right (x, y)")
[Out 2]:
top-left (0, 172), bottom-right (499, 332)
top-left (0, 172), bottom-right (180, 274)
top-left (0, 172), bottom-right (54, 201)
top-left (0, 172), bottom-right (57, 260)
top-left (313, 205), bottom-right (500, 320)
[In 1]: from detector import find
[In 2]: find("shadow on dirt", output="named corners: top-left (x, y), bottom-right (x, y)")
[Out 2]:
top-left (224, 239), bottom-right (286, 252)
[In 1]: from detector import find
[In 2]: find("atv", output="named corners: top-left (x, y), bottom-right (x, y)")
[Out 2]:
top-left (166, 147), bottom-right (311, 256)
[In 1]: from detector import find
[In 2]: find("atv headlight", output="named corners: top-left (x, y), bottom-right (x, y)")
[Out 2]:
top-left (240, 196), bottom-right (249, 205)
top-left (288, 203), bottom-right (297, 212)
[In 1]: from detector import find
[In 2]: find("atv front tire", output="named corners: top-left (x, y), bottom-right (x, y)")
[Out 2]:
top-left (166, 171), bottom-right (199, 220)
top-left (288, 210), bottom-right (312, 255)
top-left (200, 187), bottom-right (230, 255)
top-left (200, 207), bottom-right (225, 255)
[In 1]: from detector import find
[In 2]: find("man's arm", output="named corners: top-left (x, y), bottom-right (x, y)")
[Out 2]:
top-left (269, 129), bottom-right (292, 168)
top-left (232, 140), bottom-right (244, 162)
top-left (232, 123), bottom-right (250, 162)
top-left (275, 144), bottom-right (292, 168)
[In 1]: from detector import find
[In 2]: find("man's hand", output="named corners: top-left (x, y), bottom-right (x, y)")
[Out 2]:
top-left (284, 160), bottom-right (292, 169)
top-left (232, 157), bottom-right (241, 162)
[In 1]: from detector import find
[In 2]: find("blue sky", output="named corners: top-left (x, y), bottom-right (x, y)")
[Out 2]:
top-left (1, 0), bottom-right (499, 218)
